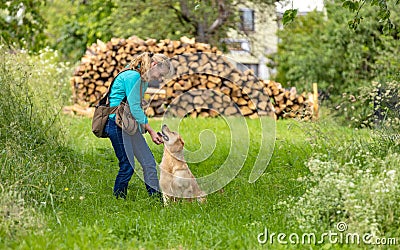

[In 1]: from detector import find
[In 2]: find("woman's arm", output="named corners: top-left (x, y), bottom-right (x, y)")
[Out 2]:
top-left (145, 123), bottom-right (163, 145)
top-left (124, 71), bottom-right (148, 125)
top-left (123, 71), bottom-right (162, 144)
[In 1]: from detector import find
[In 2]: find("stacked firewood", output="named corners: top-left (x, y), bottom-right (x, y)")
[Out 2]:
top-left (69, 36), bottom-right (315, 120)
top-left (70, 36), bottom-right (218, 106)
top-left (263, 80), bottom-right (314, 120)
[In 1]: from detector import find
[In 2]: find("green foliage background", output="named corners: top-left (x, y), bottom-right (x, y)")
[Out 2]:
top-left (0, 0), bottom-right (47, 51)
top-left (1, 0), bottom-right (398, 127)
top-left (43, 0), bottom-right (117, 61)
top-left (272, 0), bottom-right (399, 127)
top-left (273, 1), bottom-right (400, 97)
top-left (42, 0), bottom-right (240, 61)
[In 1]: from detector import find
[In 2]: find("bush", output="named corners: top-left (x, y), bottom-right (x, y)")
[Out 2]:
top-left (0, 46), bottom-right (76, 240)
top-left (0, 0), bottom-right (48, 52)
top-left (272, 1), bottom-right (400, 122)
top-left (335, 80), bottom-right (400, 129)
top-left (0, 188), bottom-right (45, 241)
top-left (276, 125), bottom-right (400, 239)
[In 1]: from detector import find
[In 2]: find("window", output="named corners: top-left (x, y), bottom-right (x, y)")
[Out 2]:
top-left (237, 63), bottom-right (259, 76)
top-left (222, 39), bottom-right (251, 54)
top-left (239, 8), bottom-right (255, 31)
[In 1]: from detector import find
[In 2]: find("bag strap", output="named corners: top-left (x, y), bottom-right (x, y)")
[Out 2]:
top-left (121, 80), bottom-right (143, 108)
top-left (97, 68), bottom-right (133, 107)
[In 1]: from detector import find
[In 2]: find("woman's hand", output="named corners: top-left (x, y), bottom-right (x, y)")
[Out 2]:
top-left (150, 130), bottom-right (163, 145)
top-left (145, 124), bottom-right (163, 145)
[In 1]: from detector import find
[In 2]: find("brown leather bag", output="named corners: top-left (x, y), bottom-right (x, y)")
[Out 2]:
top-left (91, 69), bottom-right (144, 138)
top-left (91, 103), bottom-right (118, 138)
top-left (115, 94), bottom-right (145, 135)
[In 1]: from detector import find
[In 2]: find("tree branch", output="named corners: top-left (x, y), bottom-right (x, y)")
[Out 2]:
top-left (179, 0), bottom-right (197, 25)
top-left (208, 0), bottom-right (231, 33)
top-left (167, 1), bottom-right (198, 28)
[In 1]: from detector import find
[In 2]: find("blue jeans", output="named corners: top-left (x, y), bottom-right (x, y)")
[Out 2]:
top-left (104, 118), bottom-right (160, 198)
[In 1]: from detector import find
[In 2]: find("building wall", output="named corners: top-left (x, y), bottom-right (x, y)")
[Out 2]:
top-left (224, 0), bottom-right (324, 80)
top-left (224, 2), bottom-right (278, 80)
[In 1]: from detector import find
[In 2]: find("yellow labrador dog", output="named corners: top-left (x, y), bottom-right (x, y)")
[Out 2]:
top-left (159, 124), bottom-right (206, 204)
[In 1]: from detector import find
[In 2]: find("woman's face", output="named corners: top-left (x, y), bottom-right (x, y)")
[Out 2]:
top-left (149, 63), bottom-right (169, 81)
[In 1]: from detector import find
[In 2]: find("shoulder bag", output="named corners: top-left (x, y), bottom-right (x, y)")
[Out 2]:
top-left (91, 69), bottom-right (145, 138)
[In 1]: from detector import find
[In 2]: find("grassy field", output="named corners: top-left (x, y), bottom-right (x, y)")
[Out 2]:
top-left (27, 116), bottom-right (314, 249)
top-left (1, 48), bottom-right (399, 249)
top-left (5, 114), bottom-right (391, 249)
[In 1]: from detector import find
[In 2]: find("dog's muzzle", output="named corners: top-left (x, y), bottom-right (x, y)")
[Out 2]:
top-left (157, 131), bottom-right (169, 141)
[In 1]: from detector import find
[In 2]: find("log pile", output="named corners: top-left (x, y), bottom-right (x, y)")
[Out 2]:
top-left (263, 80), bottom-right (314, 120)
top-left (70, 36), bottom-right (315, 120)
top-left (70, 36), bottom-right (218, 106)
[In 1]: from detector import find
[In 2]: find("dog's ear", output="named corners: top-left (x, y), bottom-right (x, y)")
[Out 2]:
top-left (179, 137), bottom-right (185, 147)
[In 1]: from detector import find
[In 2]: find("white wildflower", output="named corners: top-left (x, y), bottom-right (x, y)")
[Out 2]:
top-left (386, 170), bottom-right (396, 177)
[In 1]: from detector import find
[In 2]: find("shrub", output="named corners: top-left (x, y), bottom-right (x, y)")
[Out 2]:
top-left (335, 80), bottom-right (400, 130)
top-left (273, 1), bottom-right (400, 128)
top-left (0, 0), bottom-right (48, 52)
top-left (0, 46), bottom-right (76, 239)
top-left (0, 187), bottom-right (45, 241)
top-left (276, 126), bottom-right (400, 239)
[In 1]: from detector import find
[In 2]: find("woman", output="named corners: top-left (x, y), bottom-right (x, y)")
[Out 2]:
top-left (104, 52), bottom-right (174, 199)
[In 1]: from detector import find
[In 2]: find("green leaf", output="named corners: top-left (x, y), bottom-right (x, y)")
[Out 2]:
top-left (382, 20), bottom-right (394, 34)
top-left (377, 9), bottom-right (390, 21)
top-left (342, 0), bottom-right (357, 11)
top-left (282, 9), bottom-right (298, 26)
top-left (348, 16), bottom-right (363, 30)
top-left (370, 0), bottom-right (380, 6)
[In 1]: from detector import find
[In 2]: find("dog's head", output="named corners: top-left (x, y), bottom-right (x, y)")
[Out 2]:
top-left (160, 124), bottom-right (185, 153)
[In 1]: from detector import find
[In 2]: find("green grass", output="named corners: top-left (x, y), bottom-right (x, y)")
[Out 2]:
top-left (1, 48), bottom-right (398, 249)
top-left (2, 115), bottom-right (376, 249)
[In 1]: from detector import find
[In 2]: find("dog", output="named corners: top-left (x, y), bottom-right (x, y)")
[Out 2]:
top-left (159, 124), bottom-right (206, 204)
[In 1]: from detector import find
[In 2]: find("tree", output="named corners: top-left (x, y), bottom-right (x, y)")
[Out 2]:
top-left (282, 0), bottom-right (399, 32)
top-left (48, 0), bottom-right (274, 60)
top-left (273, 0), bottom-right (399, 125)
top-left (341, 0), bottom-right (398, 31)
top-left (51, 0), bottom-right (116, 61)
top-left (0, 0), bottom-right (48, 51)
top-left (165, 0), bottom-right (236, 44)
top-left (16, 0), bottom-right (398, 61)
top-left (45, 0), bottom-right (287, 61)
top-left (110, 0), bottom-right (189, 42)
top-left (112, 0), bottom-right (273, 46)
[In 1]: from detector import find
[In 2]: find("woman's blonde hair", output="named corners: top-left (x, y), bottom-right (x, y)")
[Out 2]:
top-left (128, 52), bottom-right (174, 82)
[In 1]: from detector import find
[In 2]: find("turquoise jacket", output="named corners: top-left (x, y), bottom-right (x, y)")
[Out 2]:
top-left (108, 70), bottom-right (148, 127)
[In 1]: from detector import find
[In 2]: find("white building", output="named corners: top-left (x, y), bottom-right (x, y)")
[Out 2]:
top-left (224, 0), bottom-right (324, 80)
